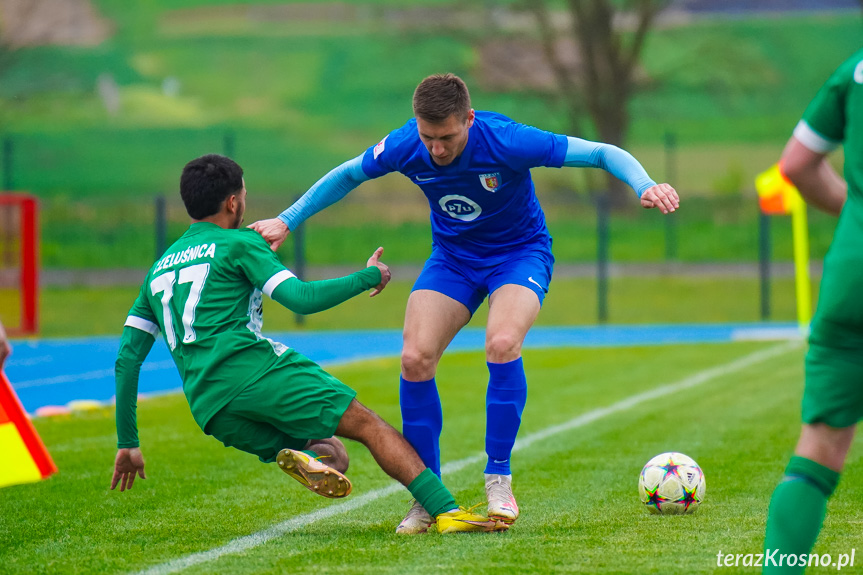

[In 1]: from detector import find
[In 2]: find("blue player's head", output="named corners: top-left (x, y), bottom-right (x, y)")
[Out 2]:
top-left (413, 73), bottom-right (475, 166)
top-left (180, 154), bottom-right (247, 229)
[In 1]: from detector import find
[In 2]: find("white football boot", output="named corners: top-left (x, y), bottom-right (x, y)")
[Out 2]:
top-left (395, 499), bottom-right (435, 534)
top-left (485, 474), bottom-right (519, 524)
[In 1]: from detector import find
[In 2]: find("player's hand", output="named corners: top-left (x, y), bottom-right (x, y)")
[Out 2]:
top-left (111, 447), bottom-right (147, 492)
top-left (640, 183), bottom-right (679, 214)
top-left (248, 218), bottom-right (290, 251)
top-left (0, 321), bottom-right (10, 371)
top-left (0, 337), bottom-right (10, 371)
top-left (366, 246), bottom-right (391, 297)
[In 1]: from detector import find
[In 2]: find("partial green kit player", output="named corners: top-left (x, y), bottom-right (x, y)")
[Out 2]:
top-left (110, 154), bottom-right (508, 534)
top-left (763, 48), bottom-right (863, 573)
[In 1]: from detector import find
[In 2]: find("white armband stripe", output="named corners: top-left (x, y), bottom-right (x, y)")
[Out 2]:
top-left (125, 315), bottom-right (159, 336)
top-left (794, 120), bottom-right (840, 154)
top-left (263, 269), bottom-right (297, 297)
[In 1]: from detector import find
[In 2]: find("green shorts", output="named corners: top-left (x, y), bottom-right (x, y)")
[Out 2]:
top-left (802, 337), bottom-right (863, 428)
top-left (204, 349), bottom-right (357, 463)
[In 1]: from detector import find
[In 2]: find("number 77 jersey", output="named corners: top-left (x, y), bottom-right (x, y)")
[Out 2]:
top-left (124, 221), bottom-right (296, 429)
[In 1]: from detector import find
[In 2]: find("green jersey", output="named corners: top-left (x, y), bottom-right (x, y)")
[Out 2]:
top-left (116, 222), bottom-right (380, 447)
top-left (797, 49), bottom-right (863, 427)
top-left (796, 48), bottom-right (863, 344)
top-left (795, 47), bottom-right (863, 205)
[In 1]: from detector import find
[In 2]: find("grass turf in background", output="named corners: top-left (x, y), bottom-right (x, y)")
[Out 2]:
top-left (33, 275), bottom-right (819, 338)
top-left (0, 8), bottom-right (858, 269)
top-left (2, 342), bottom-right (860, 574)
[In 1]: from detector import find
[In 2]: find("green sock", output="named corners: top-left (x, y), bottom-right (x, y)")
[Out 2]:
top-left (407, 468), bottom-right (457, 517)
top-left (764, 456), bottom-right (840, 574)
top-left (301, 450), bottom-right (318, 459)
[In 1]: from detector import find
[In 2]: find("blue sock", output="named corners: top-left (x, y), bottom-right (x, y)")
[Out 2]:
top-left (485, 358), bottom-right (527, 475)
top-left (400, 376), bottom-right (443, 477)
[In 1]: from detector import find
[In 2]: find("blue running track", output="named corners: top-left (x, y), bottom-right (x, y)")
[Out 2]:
top-left (6, 323), bottom-right (801, 415)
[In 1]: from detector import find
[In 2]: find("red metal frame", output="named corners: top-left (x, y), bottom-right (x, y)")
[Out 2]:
top-left (0, 193), bottom-right (38, 335)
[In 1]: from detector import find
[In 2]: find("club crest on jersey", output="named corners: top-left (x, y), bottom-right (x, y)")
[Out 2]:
top-left (479, 172), bottom-right (501, 192)
top-left (373, 135), bottom-right (388, 160)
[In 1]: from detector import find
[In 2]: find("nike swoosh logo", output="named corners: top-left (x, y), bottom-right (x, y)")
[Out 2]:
top-left (415, 176), bottom-right (437, 182)
top-left (493, 459), bottom-right (509, 464)
top-left (528, 277), bottom-right (545, 291)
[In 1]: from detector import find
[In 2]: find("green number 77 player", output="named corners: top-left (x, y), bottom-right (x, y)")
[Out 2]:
top-left (110, 154), bottom-right (508, 534)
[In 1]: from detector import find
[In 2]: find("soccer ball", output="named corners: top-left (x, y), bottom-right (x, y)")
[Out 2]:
top-left (638, 452), bottom-right (706, 515)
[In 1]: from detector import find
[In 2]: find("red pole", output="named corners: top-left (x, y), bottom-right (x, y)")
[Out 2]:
top-left (20, 196), bottom-right (38, 334)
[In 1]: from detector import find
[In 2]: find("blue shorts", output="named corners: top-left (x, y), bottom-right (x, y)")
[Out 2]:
top-left (412, 245), bottom-right (554, 315)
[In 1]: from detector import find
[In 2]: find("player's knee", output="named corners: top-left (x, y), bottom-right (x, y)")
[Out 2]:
top-left (796, 423), bottom-right (856, 470)
top-left (400, 347), bottom-right (437, 381)
top-left (485, 332), bottom-right (522, 363)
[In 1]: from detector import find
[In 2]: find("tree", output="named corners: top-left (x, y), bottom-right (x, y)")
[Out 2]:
top-left (522, 0), bottom-right (670, 207)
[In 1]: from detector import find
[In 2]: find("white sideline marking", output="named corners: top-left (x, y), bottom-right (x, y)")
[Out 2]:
top-left (135, 341), bottom-right (800, 575)
top-left (15, 360), bottom-right (175, 389)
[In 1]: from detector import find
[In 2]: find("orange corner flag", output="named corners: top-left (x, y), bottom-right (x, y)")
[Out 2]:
top-left (755, 162), bottom-right (803, 216)
top-left (0, 371), bottom-right (57, 488)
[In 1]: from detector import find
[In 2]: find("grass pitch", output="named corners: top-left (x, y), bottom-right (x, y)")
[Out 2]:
top-left (3, 341), bottom-right (862, 574)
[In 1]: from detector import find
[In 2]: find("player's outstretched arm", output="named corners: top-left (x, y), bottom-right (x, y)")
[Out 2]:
top-left (249, 155), bottom-right (370, 251)
top-left (111, 447), bottom-right (146, 492)
top-left (114, 322), bottom-right (156, 493)
top-left (268, 251), bottom-right (388, 314)
top-left (563, 137), bottom-right (678, 214)
top-left (248, 218), bottom-right (290, 251)
top-left (639, 183), bottom-right (680, 214)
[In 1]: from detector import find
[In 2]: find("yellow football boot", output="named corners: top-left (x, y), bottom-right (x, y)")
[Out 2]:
top-left (276, 448), bottom-right (352, 498)
top-left (436, 506), bottom-right (510, 534)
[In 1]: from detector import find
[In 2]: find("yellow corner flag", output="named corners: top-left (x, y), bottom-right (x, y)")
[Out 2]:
top-left (0, 371), bottom-right (57, 488)
top-left (755, 163), bottom-right (812, 331)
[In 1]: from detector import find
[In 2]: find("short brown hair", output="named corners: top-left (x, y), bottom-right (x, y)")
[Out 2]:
top-left (412, 73), bottom-right (471, 123)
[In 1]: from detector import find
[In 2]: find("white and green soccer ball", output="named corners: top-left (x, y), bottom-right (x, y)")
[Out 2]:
top-left (638, 452), bottom-right (706, 515)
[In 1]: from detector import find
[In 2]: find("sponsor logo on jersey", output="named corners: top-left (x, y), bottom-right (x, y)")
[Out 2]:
top-left (855, 60), bottom-right (863, 84)
top-left (479, 172), bottom-right (501, 192)
top-left (373, 135), bottom-right (388, 159)
top-left (438, 194), bottom-right (481, 221)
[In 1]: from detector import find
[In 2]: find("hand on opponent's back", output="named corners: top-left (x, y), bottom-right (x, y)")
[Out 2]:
top-left (367, 247), bottom-right (391, 297)
top-left (640, 183), bottom-right (679, 214)
top-left (248, 218), bottom-right (290, 251)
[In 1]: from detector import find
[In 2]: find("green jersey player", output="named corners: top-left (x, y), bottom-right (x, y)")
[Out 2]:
top-left (763, 49), bottom-right (863, 572)
top-left (110, 154), bottom-right (508, 534)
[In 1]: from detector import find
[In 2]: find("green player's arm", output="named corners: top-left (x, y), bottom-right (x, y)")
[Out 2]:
top-left (115, 326), bottom-right (156, 449)
top-left (271, 266), bottom-right (382, 315)
top-left (781, 136), bottom-right (846, 216)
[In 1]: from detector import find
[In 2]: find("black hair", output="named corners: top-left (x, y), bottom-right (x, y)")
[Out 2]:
top-left (179, 154), bottom-right (244, 219)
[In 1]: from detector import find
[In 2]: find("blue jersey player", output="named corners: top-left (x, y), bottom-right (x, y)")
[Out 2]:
top-left (251, 74), bottom-right (679, 533)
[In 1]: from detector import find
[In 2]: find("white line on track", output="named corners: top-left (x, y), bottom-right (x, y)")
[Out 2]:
top-left (135, 340), bottom-right (801, 575)
top-left (15, 361), bottom-right (175, 389)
